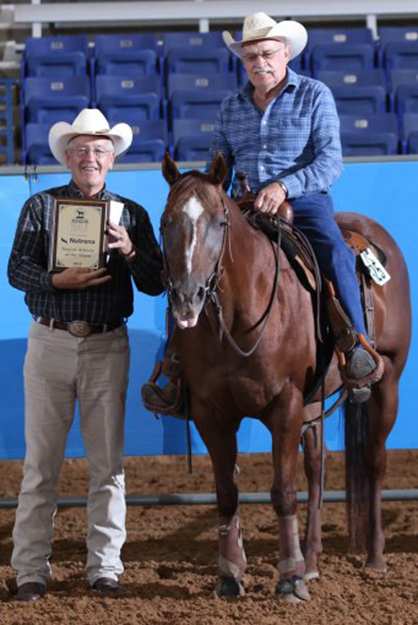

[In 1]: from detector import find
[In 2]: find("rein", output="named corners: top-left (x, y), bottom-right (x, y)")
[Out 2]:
top-left (205, 206), bottom-right (282, 358)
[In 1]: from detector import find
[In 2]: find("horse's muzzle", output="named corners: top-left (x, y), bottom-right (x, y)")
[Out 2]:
top-left (170, 283), bottom-right (206, 329)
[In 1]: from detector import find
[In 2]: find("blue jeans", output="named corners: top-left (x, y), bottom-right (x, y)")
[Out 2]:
top-left (291, 192), bottom-right (367, 336)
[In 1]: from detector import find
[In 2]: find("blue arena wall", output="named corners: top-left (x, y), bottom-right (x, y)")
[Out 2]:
top-left (0, 159), bottom-right (417, 459)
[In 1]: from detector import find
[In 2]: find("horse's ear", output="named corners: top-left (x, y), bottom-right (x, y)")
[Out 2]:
top-left (162, 151), bottom-right (180, 186)
top-left (208, 151), bottom-right (227, 186)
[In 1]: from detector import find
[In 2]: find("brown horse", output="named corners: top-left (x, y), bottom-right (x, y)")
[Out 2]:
top-left (159, 152), bottom-right (411, 603)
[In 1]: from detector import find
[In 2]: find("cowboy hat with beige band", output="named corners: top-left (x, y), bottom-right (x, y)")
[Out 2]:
top-left (48, 108), bottom-right (133, 166)
top-left (223, 12), bottom-right (308, 60)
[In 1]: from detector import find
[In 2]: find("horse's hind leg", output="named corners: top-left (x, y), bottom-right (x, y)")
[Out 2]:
top-left (194, 414), bottom-right (246, 597)
top-left (365, 362), bottom-right (400, 570)
top-left (301, 420), bottom-right (327, 580)
top-left (346, 357), bottom-right (399, 571)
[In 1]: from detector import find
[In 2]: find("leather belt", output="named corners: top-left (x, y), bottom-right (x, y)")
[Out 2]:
top-left (34, 316), bottom-right (123, 337)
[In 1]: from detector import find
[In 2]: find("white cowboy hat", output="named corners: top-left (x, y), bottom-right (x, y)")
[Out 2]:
top-left (223, 12), bottom-right (308, 60)
top-left (48, 108), bottom-right (133, 166)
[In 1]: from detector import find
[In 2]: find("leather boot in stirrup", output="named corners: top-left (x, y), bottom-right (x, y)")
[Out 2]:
top-left (141, 352), bottom-right (186, 418)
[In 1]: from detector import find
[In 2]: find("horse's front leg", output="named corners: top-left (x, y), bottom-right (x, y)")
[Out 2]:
top-left (265, 383), bottom-right (311, 604)
top-left (301, 410), bottom-right (327, 580)
top-left (194, 408), bottom-right (246, 597)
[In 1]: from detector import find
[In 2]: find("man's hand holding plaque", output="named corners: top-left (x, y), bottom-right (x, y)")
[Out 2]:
top-left (107, 221), bottom-right (136, 261)
top-left (52, 267), bottom-right (111, 290)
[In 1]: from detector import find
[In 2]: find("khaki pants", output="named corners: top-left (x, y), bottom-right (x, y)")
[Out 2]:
top-left (12, 322), bottom-right (130, 587)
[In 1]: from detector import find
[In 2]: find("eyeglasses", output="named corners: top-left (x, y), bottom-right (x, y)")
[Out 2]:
top-left (242, 47), bottom-right (285, 63)
top-left (68, 146), bottom-right (113, 159)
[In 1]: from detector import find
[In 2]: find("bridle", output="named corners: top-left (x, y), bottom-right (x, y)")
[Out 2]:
top-left (161, 189), bottom-right (282, 358)
top-left (161, 194), bottom-right (230, 303)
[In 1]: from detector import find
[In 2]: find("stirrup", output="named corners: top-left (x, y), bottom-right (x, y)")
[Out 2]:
top-left (141, 360), bottom-right (186, 419)
top-left (337, 334), bottom-right (384, 391)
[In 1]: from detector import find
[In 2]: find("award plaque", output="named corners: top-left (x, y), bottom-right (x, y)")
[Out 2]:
top-left (49, 198), bottom-right (109, 272)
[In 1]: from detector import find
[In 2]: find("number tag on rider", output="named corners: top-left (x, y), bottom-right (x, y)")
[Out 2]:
top-left (360, 247), bottom-right (391, 286)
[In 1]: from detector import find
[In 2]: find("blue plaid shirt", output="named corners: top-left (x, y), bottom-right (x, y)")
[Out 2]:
top-left (207, 68), bottom-right (343, 199)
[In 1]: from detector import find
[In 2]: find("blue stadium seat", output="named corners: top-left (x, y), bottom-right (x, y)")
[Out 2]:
top-left (378, 27), bottom-right (418, 65)
top-left (163, 31), bottom-right (224, 53)
top-left (379, 26), bottom-right (418, 47)
top-left (94, 33), bottom-right (160, 76)
top-left (167, 73), bottom-right (237, 97)
top-left (310, 43), bottom-right (375, 76)
top-left (23, 76), bottom-right (91, 124)
top-left (170, 88), bottom-right (231, 124)
top-left (118, 120), bottom-right (167, 163)
top-left (94, 33), bottom-right (160, 55)
top-left (333, 88), bottom-right (387, 115)
top-left (24, 123), bottom-right (56, 165)
top-left (383, 42), bottom-right (418, 73)
top-left (165, 47), bottom-right (231, 76)
top-left (339, 113), bottom-right (399, 156)
top-left (318, 69), bottom-right (388, 114)
top-left (306, 27), bottom-right (374, 52)
top-left (172, 119), bottom-right (215, 161)
top-left (318, 69), bottom-right (386, 89)
top-left (305, 28), bottom-right (374, 71)
top-left (168, 73), bottom-right (234, 126)
top-left (401, 113), bottom-right (418, 153)
top-left (95, 50), bottom-right (158, 76)
top-left (24, 35), bottom-right (89, 77)
top-left (390, 69), bottom-right (418, 118)
top-left (95, 75), bottom-right (163, 123)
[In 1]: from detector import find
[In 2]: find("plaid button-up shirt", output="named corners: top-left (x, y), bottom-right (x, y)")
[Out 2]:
top-left (8, 180), bottom-right (164, 325)
top-left (207, 68), bottom-right (343, 199)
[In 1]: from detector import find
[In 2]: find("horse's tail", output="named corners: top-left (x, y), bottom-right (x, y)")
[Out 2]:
top-left (344, 399), bottom-right (370, 550)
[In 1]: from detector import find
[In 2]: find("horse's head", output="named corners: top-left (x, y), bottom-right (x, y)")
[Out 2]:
top-left (161, 152), bottom-right (229, 329)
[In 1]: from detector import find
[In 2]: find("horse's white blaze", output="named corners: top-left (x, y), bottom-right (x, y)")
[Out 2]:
top-left (182, 196), bottom-right (204, 274)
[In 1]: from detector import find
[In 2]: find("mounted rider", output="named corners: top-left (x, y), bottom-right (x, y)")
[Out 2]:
top-left (143, 12), bottom-right (383, 411)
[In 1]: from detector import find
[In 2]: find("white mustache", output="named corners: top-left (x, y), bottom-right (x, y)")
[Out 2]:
top-left (253, 68), bottom-right (273, 75)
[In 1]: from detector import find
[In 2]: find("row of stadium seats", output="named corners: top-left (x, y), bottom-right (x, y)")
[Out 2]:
top-left (22, 27), bottom-right (418, 80)
top-left (21, 69), bottom-right (418, 124)
top-left (24, 112), bottom-right (418, 165)
top-left (21, 73), bottom-right (238, 126)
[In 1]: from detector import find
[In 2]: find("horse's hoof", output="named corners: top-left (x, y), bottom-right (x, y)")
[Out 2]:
top-left (214, 576), bottom-right (245, 598)
top-left (304, 570), bottom-right (320, 582)
top-left (275, 576), bottom-right (310, 603)
top-left (365, 558), bottom-right (387, 573)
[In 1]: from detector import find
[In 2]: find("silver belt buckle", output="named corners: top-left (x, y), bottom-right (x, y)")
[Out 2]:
top-left (68, 320), bottom-right (91, 337)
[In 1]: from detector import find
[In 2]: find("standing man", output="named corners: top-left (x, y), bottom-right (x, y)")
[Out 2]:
top-left (8, 108), bottom-right (164, 601)
top-left (208, 12), bottom-right (379, 393)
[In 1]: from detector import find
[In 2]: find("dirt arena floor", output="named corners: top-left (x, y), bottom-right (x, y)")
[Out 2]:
top-left (0, 449), bottom-right (417, 625)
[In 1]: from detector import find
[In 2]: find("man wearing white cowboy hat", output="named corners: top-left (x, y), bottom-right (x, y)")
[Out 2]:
top-left (8, 108), bottom-right (164, 601)
top-left (209, 12), bottom-right (377, 389)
